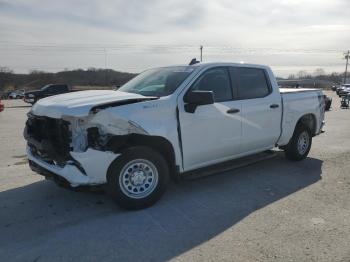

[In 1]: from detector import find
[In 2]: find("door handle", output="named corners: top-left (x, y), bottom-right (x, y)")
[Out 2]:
top-left (227, 108), bottom-right (240, 114)
top-left (270, 104), bottom-right (279, 109)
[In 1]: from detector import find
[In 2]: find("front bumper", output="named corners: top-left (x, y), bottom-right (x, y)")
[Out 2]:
top-left (27, 146), bottom-right (119, 187)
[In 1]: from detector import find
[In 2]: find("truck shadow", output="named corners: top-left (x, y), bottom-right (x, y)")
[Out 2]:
top-left (0, 153), bottom-right (322, 261)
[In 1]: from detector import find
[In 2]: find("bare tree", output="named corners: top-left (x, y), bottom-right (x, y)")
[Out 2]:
top-left (297, 70), bottom-right (308, 79)
top-left (314, 68), bottom-right (326, 77)
top-left (0, 66), bottom-right (13, 73)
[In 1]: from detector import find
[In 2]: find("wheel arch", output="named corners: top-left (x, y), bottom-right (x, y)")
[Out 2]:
top-left (283, 114), bottom-right (314, 161)
top-left (106, 134), bottom-right (178, 180)
top-left (295, 113), bottom-right (317, 136)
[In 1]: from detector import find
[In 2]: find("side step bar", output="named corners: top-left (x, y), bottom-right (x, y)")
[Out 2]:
top-left (183, 150), bottom-right (276, 180)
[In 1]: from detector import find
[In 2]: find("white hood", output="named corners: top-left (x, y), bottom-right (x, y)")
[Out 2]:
top-left (31, 90), bottom-right (156, 118)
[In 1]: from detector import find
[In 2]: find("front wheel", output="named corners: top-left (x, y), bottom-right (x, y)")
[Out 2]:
top-left (107, 146), bottom-right (169, 210)
top-left (284, 124), bottom-right (312, 161)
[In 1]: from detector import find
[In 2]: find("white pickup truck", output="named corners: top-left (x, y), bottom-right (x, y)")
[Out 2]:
top-left (24, 63), bottom-right (325, 209)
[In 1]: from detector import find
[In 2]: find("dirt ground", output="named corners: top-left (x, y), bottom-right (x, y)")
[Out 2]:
top-left (0, 91), bottom-right (349, 262)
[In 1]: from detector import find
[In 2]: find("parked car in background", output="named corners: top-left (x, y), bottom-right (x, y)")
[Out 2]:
top-left (336, 85), bottom-right (343, 95)
top-left (24, 84), bottom-right (70, 105)
top-left (338, 84), bottom-right (350, 97)
top-left (336, 86), bottom-right (341, 95)
top-left (24, 62), bottom-right (326, 209)
top-left (336, 84), bottom-right (350, 96)
top-left (8, 89), bottom-right (25, 99)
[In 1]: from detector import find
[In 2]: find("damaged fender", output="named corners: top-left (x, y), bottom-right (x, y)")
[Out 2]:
top-left (66, 109), bottom-right (148, 153)
top-left (88, 110), bottom-right (148, 136)
top-left (70, 149), bottom-right (120, 185)
top-left (27, 146), bottom-right (119, 186)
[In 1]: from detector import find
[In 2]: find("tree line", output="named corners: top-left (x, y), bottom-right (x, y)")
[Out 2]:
top-left (286, 68), bottom-right (345, 84)
top-left (0, 67), bottom-right (136, 93)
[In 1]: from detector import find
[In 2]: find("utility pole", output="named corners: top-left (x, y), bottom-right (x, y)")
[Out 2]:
top-left (344, 50), bottom-right (349, 84)
top-left (200, 45), bottom-right (203, 62)
top-left (104, 47), bottom-right (107, 86)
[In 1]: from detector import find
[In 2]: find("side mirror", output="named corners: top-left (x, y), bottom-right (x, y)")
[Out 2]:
top-left (184, 90), bottom-right (214, 113)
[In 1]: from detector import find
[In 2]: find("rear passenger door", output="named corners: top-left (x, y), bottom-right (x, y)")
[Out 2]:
top-left (46, 85), bottom-right (68, 96)
top-left (52, 85), bottom-right (67, 94)
top-left (232, 67), bottom-right (282, 152)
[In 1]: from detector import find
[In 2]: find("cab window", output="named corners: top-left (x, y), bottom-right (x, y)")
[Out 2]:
top-left (191, 67), bottom-right (233, 102)
top-left (236, 68), bottom-right (271, 99)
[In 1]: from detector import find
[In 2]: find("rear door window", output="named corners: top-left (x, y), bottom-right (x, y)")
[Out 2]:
top-left (237, 68), bottom-right (271, 100)
top-left (51, 85), bottom-right (67, 93)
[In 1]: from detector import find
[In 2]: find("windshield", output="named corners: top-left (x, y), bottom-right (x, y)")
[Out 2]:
top-left (119, 66), bottom-right (194, 97)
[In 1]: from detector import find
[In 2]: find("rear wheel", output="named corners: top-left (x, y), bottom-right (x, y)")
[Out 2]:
top-left (107, 146), bottom-right (169, 210)
top-left (284, 124), bottom-right (312, 161)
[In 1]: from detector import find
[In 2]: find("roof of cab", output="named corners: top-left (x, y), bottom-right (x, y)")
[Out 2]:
top-left (149, 62), bottom-right (270, 72)
top-left (192, 62), bottom-right (270, 69)
top-left (155, 62), bottom-right (270, 71)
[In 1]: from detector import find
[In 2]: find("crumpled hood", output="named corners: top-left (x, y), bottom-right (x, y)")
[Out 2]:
top-left (31, 90), bottom-right (157, 118)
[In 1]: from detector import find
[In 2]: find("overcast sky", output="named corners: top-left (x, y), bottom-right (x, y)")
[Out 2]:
top-left (0, 0), bottom-right (349, 77)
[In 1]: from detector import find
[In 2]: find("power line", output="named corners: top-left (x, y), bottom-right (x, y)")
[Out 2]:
top-left (0, 41), bottom-right (347, 74)
top-left (0, 42), bottom-right (344, 54)
top-left (104, 47), bottom-right (107, 85)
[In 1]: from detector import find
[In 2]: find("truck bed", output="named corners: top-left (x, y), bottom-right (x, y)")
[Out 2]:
top-left (277, 87), bottom-right (324, 146)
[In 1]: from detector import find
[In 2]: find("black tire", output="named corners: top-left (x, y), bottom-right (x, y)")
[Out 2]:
top-left (107, 146), bottom-right (169, 210)
top-left (284, 124), bottom-right (312, 161)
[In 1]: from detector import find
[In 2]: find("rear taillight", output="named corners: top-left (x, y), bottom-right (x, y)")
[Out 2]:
top-left (318, 94), bottom-right (326, 112)
top-left (322, 95), bottom-right (326, 111)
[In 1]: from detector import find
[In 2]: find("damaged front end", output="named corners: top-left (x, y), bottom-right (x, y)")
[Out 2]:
top-left (24, 114), bottom-right (72, 165)
top-left (24, 108), bottom-right (148, 187)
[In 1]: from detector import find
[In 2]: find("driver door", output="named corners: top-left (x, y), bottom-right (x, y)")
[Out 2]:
top-left (178, 67), bottom-right (242, 171)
